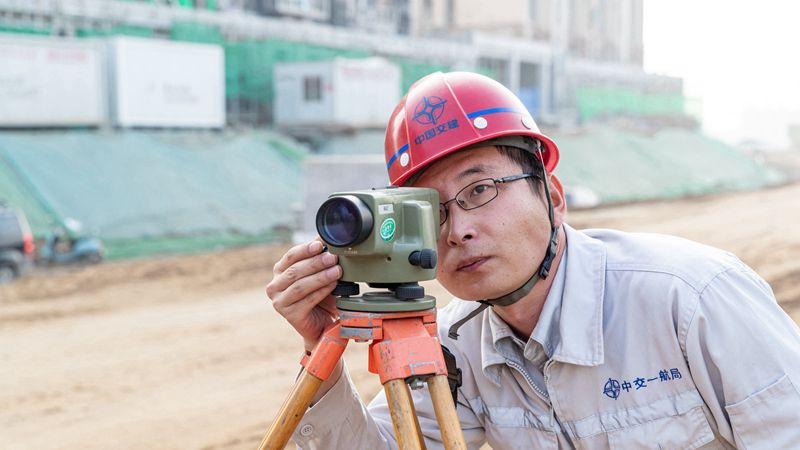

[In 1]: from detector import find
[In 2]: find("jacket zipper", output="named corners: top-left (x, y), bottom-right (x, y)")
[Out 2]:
top-left (506, 360), bottom-right (561, 435)
top-left (507, 359), bottom-right (577, 448)
top-left (505, 359), bottom-right (550, 401)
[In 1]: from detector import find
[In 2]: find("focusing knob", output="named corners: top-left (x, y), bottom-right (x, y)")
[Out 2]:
top-left (333, 281), bottom-right (360, 297)
top-left (408, 249), bottom-right (437, 269)
top-left (395, 283), bottom-right (425, 300)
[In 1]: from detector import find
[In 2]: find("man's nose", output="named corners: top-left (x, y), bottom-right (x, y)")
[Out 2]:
top-left (445, 207), bottom-right (475, 247)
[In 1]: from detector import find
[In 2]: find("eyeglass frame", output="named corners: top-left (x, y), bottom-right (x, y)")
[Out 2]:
top-left (438, 173), bottom-right (541, 226)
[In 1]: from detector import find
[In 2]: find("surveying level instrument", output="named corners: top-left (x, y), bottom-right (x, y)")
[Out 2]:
top-left (258, 187), bottom-right (467, 450)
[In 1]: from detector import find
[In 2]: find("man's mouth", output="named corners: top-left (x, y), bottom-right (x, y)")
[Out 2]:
top-left (457, 257), bottom-right (488, 272)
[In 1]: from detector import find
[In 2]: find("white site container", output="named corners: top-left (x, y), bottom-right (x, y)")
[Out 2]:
top-left (0, 35), bottom-right (106, 127)
top-left (274, 57), bottom-right (401, 130)
top-left (109, 37), bottom-right (225, 128)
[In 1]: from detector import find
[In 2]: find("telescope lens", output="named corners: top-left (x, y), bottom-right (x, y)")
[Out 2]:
top-left (323, 201), bottom-right (359, 244)
top-left (316, 196), bottom-right (373, 247)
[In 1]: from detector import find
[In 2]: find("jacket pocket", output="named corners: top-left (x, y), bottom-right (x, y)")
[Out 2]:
top-left (606, 405), bottom-right (716, 450)
top-left (484, 425), bottom-right (559, 450)
top-left (480, 404), bottom-right (560, 450)
top-left (725, 374), bottom-right (800, 450)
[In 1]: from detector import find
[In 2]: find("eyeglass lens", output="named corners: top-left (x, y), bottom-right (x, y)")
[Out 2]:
top-left (439, 178), bottom-right (499, 225)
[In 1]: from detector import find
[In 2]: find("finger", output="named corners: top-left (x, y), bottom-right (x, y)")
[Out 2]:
top-left (283, 265), bottom-right (341, 305)
top-left (271, 264), bottom-right (341, 307)
top-left (283, 281), bottom-right (339, 319)
top-left (273, 240), bottom-right (324, 275)
top-left (267, 250), bottom-right (338, 297)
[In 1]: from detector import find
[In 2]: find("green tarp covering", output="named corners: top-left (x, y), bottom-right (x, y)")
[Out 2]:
top-left (554, 127), bottom-right (784, 203)
top-left (0, 130), bottom-right (308, 259)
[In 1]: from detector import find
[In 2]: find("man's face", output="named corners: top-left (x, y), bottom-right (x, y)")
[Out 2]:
top-left (412, 145), bottom-right (564, 300)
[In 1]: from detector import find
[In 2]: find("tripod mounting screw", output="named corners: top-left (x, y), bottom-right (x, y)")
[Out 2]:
top-left (395, 283), bottom-right (425, 299)
top-left (408, 377), bottom-right (426, 390)
top-left (333, 281), bottom-right (360, 297)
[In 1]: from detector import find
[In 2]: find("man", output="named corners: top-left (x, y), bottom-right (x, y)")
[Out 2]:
top-left (267, 72), bottom-right (800, 449)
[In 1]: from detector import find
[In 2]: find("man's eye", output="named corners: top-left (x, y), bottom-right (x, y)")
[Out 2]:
top-left (471, 184), bottom-right (490, 196)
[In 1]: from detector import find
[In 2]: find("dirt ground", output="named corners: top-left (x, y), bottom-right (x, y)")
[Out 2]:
top-left (2, 181), bottom-right (800, 450)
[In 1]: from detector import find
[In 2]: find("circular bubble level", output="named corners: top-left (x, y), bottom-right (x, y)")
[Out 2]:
top-left (316, 195), bottom-right (374, 247)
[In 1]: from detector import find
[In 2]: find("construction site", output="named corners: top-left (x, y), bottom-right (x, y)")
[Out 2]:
top-left (1, 1), bottom-right (799, 449)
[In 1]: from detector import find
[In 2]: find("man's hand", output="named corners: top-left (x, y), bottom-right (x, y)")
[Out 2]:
top-left (267, 240), bottom-right (342, 352)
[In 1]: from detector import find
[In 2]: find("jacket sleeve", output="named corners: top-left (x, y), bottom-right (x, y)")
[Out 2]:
top-left (684, 263), bottom-right (800, 449)
top-left (291, 361), bottom-right (394, 449)
top-left (291, 362), bottom-right (487, 449)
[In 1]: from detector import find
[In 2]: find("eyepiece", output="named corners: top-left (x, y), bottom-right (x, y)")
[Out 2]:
top-left (316, 195), bottom-right (373, 247)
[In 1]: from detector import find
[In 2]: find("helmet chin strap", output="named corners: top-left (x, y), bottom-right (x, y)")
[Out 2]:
top-left (448, 143), bottom-right (559, 340)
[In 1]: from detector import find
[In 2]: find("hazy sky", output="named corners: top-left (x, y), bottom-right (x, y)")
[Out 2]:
top-left (643, 0), bottom-right (800, 148)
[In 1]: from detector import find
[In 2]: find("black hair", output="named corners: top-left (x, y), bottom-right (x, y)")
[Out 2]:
top-left (494, 145), bottom-right (546, 197)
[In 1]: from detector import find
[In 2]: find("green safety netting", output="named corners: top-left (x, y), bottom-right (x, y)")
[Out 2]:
top-left (170, 21), bottom-right (223, 44)
top-left (0, 25), bottom-right (50, 35)
top-left (0, 130), bottom-right (308, 259)
top-left (76, 25), bottom-right (155, 38)
top-left (114, 0), bottom-right (218, 8)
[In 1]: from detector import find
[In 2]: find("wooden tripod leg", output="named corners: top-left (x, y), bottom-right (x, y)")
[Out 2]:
top-left (258, 370), bottom-right (323, 450)
top-left (259, 324), bottom-right (347, 450)
top-left (385, 379), bottom-right (426, 450)
top-left (427, 375), bottom-right (467, 450)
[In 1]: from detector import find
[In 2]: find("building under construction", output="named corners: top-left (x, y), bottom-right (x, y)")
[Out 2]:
top-left (0, 0), bottom-right (686, 128)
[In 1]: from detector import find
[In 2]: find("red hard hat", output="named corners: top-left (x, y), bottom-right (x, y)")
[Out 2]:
top-left (385, 72), bottom-right (559, 186)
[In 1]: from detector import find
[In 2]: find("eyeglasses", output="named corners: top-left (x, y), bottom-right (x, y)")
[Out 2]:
top-left (439, 173), bottom-right (539, 226)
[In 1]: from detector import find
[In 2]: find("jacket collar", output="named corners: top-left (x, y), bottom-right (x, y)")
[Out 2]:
top-left (481, 224), bottom-right (606, 378)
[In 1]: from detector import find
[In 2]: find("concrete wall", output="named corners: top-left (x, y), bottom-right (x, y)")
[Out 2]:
top-left (299, 154), bottom-right (389, 242)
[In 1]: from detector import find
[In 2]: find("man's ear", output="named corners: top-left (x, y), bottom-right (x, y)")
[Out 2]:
top-left (547, 174), bottom-right (567, 227)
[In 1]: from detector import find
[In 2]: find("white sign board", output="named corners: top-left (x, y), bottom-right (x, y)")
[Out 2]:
top-left (111, 37), bottom-right (225, 128)
top-left (0, 36), bottom-right (105, 127)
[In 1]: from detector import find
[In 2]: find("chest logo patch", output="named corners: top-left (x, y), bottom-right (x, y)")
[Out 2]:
top-left (603, 368), bottom-right (683, 400)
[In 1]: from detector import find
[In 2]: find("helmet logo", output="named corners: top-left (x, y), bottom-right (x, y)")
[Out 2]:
top-left (413, 96), bottom-right (447, 125)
